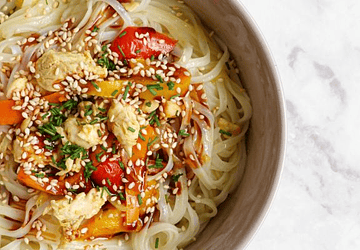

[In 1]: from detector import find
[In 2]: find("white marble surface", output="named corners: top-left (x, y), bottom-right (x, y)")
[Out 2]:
top-left (239, 0), bottom-right (360, 249)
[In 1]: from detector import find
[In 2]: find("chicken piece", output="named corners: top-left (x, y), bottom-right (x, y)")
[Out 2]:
top-left (56, 157), bottom-right (82, 176)
top-left (218, 118), bottom-right (241, 138)
top-left (64, 117), bottom-right (103, 149)
top-left (164, 101), bottom-right (181, 118)
top-left (35, 50), bottom-right (107, 92)
top-left (107, 100), bottom-right (139, 156)
top-left (50, 188), bottom-right (108, 230)
top-left (141, 100), bottom-right (159, 114)
top-left (5, 77), bottom-right (27, 98)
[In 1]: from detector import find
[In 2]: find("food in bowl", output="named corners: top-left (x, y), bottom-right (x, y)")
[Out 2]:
top-left (0, 0), bottom-right (252, 249)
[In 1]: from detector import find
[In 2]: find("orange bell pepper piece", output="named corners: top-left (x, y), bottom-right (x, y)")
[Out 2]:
top-left (0, 92), bottom-right (66, 125)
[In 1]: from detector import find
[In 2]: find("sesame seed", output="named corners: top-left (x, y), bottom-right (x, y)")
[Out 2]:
top-left (128, 182), bottom-right (135, 189)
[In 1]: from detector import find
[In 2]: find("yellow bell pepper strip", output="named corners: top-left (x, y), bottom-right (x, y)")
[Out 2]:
top-left (78, 203), bottom-right (142, 240)
top-left (77, 180), bottom-right (159, 240)
top-left (86, 61), bottom-right (191, 101)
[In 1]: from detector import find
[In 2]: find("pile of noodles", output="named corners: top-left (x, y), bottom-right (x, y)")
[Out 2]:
top-left (0, 0), bottom-right (252, 249)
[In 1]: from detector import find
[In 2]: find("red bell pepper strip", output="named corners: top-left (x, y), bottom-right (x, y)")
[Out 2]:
top-left (110, 26), bottom-right (177, 60)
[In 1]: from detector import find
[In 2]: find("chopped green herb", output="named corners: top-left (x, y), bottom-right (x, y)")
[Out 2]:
top-left (155, 238), bottom-right (159, 249)
top-left (139, 132), bottom-right (146, 141)
top-left (150, 115), bottom-right (160, 127)
top-left (128, 127), bottom-right (135, 132)
top-left (150, 55), bottom-right (155, 61)
top-left (167, 81), bottom-right (175, 90)
top-left (147, 84), bottom-right (163, 96)
top-left (100, 145), bottom-right (107, 152)
top-left (102, 45), bottom-right (108, 52)
top-left (51, 156), bottom-right (56, 165)
top-left (103, 186), bottom-right (112, 196)
top-left (38, 123), bottom-right (57, 137)
top-left (96, 151), bottom-right (104, 162)
top-left (98, 107), bottom-right (107, 112)
top-left (67, 188), bottom-right (78, 193)
top-left (119, 161), bottom-right (125, 170)
top-left (84, 109), bottom-right (93, 117)
top-left (155, 74), bottom-right (163, 83)
top-left (60, 142), bottom-right (87, 160)
top-left (90, 119), bottom-right (99, 125)
top-left (137, 194), bottom-right (143, 205)
top-left (117, 45), bottom-right (126, 58)
top-left (44, 145), bottom-right (54, 151)
top-left (219, 129), bottom-right (232, 136)
top-left (179, 129), bottom-right (190, 137)
top-left (49, 103), bottom-right (60, 107)
top-left (135, 49), bottom-right (141, 54)
top-left (106, 178), bottom-right (112, 186)
top-left (112, 144), bottom-right (116, 154)
top-left (172, 173), bottom-right (183, 182)
top-left (84, 161), bottom-right (97, 181)
top-left (111, 89), bottom-right (119, 96)
top-left (62, 99), bottom-right (79, 110)
top-left (148, 154), bottom-right (163, 169)
top-left (170, 94), bottom-right (180, 100)
top-left (119, 31), bottom-right (127, 38)
top-left (41, 112), bottom-right (50, 120)
top-left (147, 136), bottom-right (158, 149)
top-left (145, 102), bottom-right (152, 107)
top-left (91, 81), bottom-right (99, 90)
top-left (97, 129), bottom-right (102, 137)
top-left (92, 26), bottom-right (99, 32)
top-left (34, 173), bottom-right (44, 178)
top-left (118, 192), bottom-right (125, 200)
top-left (123, 83), bottom-right (130, 100)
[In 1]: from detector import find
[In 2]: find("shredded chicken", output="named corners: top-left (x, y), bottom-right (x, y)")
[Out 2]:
top-left (64, 117), bottom-right (103, 149)
top-left (50, 188), bottom-right (108, 230)
top-left (5, 77), bottom-right (27, 98)
top-left (107, 100), bottom-right (140, 156)
top-left (56, 157), bottom-right (82, 176)
top-left (35, 50), bottom-right (107, 92)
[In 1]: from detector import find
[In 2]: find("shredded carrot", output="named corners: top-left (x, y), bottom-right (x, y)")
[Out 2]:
top-left (0, 92), bottom-right (65, 125)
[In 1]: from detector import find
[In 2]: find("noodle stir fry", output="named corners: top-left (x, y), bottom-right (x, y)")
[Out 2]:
top-left (0, 0), bottom-right (252, 249)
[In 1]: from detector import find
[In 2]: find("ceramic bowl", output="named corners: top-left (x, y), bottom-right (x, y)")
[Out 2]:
top-left (185, 0), bottom-right (286, 249)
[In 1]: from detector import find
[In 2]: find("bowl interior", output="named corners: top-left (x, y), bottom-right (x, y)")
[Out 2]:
top-left (184, 0), bottom-right (286, 249)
